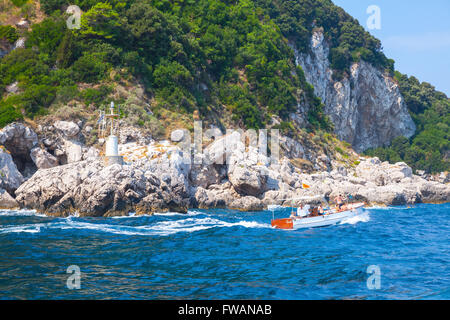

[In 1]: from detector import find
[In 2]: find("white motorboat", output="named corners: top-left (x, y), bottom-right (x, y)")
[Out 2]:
top-left (270, 202), bottom-right (366, 230)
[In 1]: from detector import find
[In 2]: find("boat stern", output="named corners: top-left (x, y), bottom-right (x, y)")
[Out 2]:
top-left (271, 218), bottom-right (294, 230)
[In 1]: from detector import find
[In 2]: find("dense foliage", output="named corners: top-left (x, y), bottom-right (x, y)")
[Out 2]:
top-left (366, 73), bottom-right (449, 173)
top-left (0, 25), bottom-right (19, 43)
top-left (0, 0), bottom-right (447, 173)
top-left (0, 0), bottom-right (337, 130)
top-left (254, 0), bottom-right (395, 79)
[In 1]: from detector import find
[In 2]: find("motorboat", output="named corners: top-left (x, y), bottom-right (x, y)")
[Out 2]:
top-left (270, 202), bottom-right (366, 230)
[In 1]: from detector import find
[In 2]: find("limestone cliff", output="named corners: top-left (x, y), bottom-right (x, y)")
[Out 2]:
top-left (292, 31), bottom-right (416, 152)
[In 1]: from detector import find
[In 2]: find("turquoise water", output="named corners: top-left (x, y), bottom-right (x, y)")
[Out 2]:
top-left (0, 203), bottom-right (448, 300)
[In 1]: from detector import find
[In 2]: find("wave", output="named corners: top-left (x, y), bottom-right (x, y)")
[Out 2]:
top-left (0, 209), bottom-right (47, 218)
top-left (153, 210), bottom-right (205, 217)
top-left (366, 205), bottom-right (418, 211)
top-left (340, 211), bottom-right (371, 225)
top-left (0, 216), bottom-right (270, 236)
top-left (0, 224), bottom-right (42, 234)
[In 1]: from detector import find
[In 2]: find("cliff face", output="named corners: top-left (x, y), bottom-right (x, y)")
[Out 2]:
top-left (292, 31), bottom-right (416, 152)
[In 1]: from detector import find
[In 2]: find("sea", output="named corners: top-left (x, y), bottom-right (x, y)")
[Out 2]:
top-left (0, 203), bottom-right (448, 300)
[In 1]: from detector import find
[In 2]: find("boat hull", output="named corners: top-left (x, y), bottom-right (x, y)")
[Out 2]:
top-left (271, 203), bottom-right (365, 230)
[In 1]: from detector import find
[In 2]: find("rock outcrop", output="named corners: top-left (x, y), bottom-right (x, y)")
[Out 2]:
top-left (15, 145), bottom-right (192, 217)
top-left (0, 123), bottom-right (38, 175)
top-left (292, 31), bottom-right (416, 152)
top-left (0, 148), bottom-right (24, 194)
top-left (54, 120), bottom-right (80, 138)
top-left (30, 147), bottom-right (59, 169)
top-left (2, 124), bottom-right (449, 216)
top-left (0, 188), bottom-right (19, 209)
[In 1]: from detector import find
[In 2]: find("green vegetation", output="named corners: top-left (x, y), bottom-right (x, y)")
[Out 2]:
top-left (366, 73), bottom-right (449, 173)
top-left (11, 0), bottom-right (29, 7)
top-left (0, 25), bottom-right (19, 43)
top-left (1, 0), bottom-right (338, 131)
top-left (254, 0), bottom-right (395, 79)
top-left (0, 0), bottom-right (447, 173)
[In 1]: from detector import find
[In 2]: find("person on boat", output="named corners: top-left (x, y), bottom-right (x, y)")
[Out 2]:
top-left (318, 205), bottom-right (325, 215)
top-left (296, 204), bottom-right (309, 219)
top-left (347, 194), bottom-right (353, 203)
top-left (309, 206), bottom-right (319, 217)
top-left (290, 210), bottom-right (296, 219)
top-left (334, 194), bottom-right (344, 211)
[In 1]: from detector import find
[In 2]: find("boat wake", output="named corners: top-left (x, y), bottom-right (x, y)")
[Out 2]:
top-left (0, 209), bottom-right (47, 217)
top-left (0, 214), bottom-right (271, 236)
top-left (339, 211), bottom-right (370, 225)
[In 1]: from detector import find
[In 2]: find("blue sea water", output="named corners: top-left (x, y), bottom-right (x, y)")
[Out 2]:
top-left (0, 203), bottom-right (448, 300)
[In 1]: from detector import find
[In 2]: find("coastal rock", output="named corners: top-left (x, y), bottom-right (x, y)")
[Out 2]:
top-left (6, 120), bottom-right (450, 216)
top-left (0, 148), bottom-right (24, 193)
top-left (83, 147), bottom-right (100, 161)
top-left (64, 139), bottom-right (83, 163)
top-left (204, 133), bottom-right (233, 165)
top-left (119, 126), bottom-right (152, 145)
top-left (229, 196), bottom-right (264, 211)
top-left (228, 165), bottom-right (266, 197)
top-left (279, 135), bottom-right (305, 159)
top-left (356, 185), bottom-right (408, 205)
top-left (0, 123), bottom-right (38, 159)
top-left (54, 121), bottom-right (80, 137)
top-left (14, 159), bottom-right (191, 217)
top-left (193, 184), bottom-right (235, 209)
top-left (190, 163), bottom-right (223, 189)
top-left (0, 188), bottom-right (19, 209)
top-left (418, 181), bottom-right (450, 203)
top-left (293, 30), bottom-right (416, 152)
top-left (170, 129), bottom-right (186, 142)
top-left (30, 147), bottom-right (59, 169)
top-left (355, 158), bottom-right (412, 186)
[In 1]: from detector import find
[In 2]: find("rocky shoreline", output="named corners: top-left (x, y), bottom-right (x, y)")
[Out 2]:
top-left (0, 122), bottom-right (448, 217)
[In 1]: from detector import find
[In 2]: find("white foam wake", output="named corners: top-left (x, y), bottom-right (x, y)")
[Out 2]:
top-left (1, 216), bottom-right (271, 236)
top-left (0, 224), bottom-right (42, 234)
top-left (0, 209), bottom-right (47, 217)
top-left (153, 210), bottom-right (205, 217)
top-left (340, 211), bottom-right (370, 225)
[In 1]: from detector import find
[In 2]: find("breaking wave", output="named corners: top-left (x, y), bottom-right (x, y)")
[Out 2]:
top-left (0, 224), bottom-right (42, 234)
top-left (339, 211), bottom-right (371, 225)
top-left (0, 214), bottom-right (270, 236)
top-left (0, 209), bottom-right (47, 217)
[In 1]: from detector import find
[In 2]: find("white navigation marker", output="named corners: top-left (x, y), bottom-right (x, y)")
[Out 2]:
top-left (99, 101), bottom-right (123, 166)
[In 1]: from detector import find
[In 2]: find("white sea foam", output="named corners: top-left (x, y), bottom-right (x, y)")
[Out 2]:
top-left (0, 209), bottom-right (47, 217)
top-left (154, 211), bottom-right (204, 217)
top-left (0, 215), bottom-right (271, 236)
top-left (340, 211), bottom-right (370, 225)
top-left (366, 205), bottom-right (416, 212)
top-left (0, 224), bottom-right (42, 234)
top-left (111, 210), bottom-right (205, 219)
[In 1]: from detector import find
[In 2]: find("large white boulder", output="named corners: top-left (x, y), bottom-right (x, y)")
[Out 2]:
top-left (0, 188), bottom-right (19, 209)
top-left (0, 148), bottom-right (24, 193)
top-left (30, 147), bottom-right (59, 169)
top-left (64, 139), bottom-right (83, 163)
top-left (54, 121), bottom-right (80, 137)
